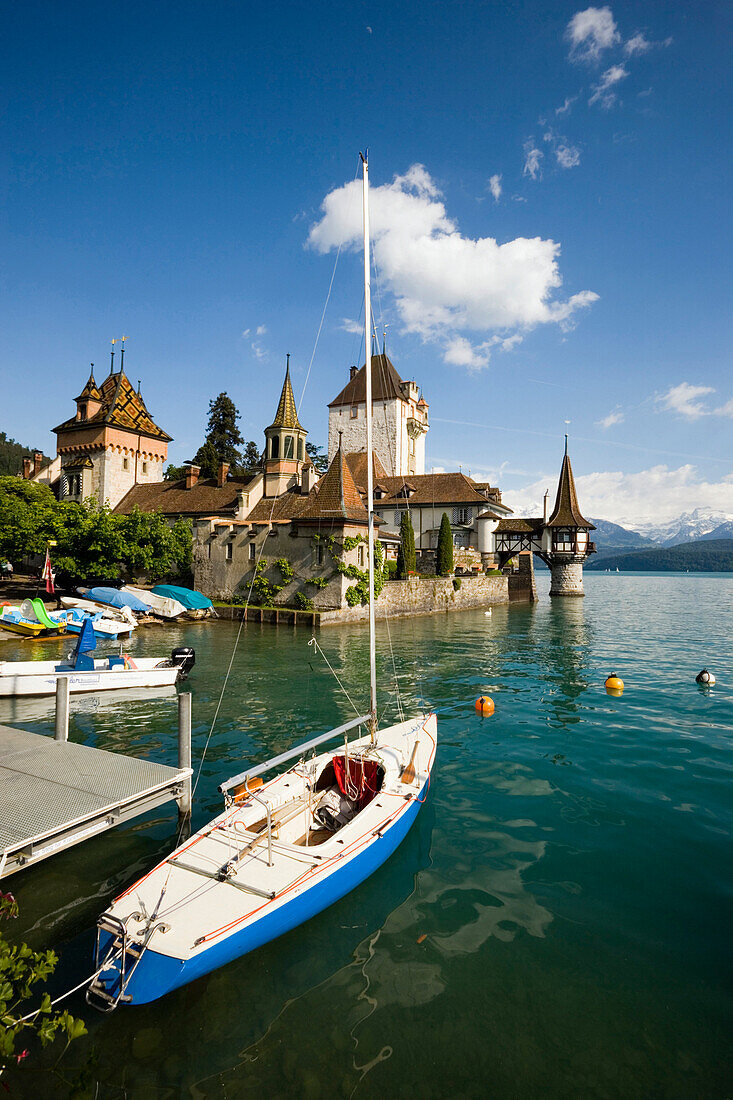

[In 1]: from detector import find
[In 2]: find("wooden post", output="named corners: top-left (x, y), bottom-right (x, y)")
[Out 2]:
top-left (177, 692), bottom-right (192, 818)
top-left (54, 677), bottom-right (70, 742)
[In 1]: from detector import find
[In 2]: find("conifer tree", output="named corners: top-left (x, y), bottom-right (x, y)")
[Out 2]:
top-left (203, 392), bottom-right (244, 467)
top-left (192, 440), bottom-right (219, 479)
top-left (397, 511), bottom-right (416, 578)
top-left (436, 512), bottom-right (454, 576)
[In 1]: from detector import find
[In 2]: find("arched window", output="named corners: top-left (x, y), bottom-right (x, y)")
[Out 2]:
top-left (284, 436), bottom-right (294, 459)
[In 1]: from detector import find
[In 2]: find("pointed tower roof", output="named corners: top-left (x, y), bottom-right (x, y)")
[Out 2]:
top-left (546, 442), bottom-right (595, 529)
top-left (267, 357), bottom-right (305, 432)
top-left (298, 444), bottom-right (369, 525)
top-left (75, 366), bottom-right (102, 402)
top-left (328, 353), bottom-right (406, 408)
top-left (55, 367), bottom-right (172, 441)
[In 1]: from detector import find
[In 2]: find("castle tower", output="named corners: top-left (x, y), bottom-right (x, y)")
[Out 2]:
top-left (327, 352), bottom-right (428, 477)
top-left (543, 440), bottom-right (596, 597)
top-left (263, 356), bottom-right (308, 497)
top-left (53, 351), bottom-right (171, 508)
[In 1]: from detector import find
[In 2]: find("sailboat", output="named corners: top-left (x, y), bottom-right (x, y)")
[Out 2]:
top-left (86, 154), bottom-right (438, 1010)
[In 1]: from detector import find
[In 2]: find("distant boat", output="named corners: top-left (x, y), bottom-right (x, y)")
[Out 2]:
top-left (151, 584), bottom-right (214, 615)
top-left (121, 586), bottom-right (186, 620)
top-left (82, 587), bottom-right (152, 614)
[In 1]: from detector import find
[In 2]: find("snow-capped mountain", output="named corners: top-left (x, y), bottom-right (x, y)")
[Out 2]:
top-left (628, 509), bottom-right (733, 547)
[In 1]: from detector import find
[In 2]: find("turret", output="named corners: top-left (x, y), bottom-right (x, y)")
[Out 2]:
top-left (263, 355), bottom-right (308, 497)
top-left (543, 437), bottom-right (596, 596)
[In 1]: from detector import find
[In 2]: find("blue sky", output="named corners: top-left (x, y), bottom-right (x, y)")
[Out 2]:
top-left (2, 0), bottom-right (730, 526)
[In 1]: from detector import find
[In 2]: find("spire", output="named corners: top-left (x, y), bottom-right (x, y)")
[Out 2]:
top-left (109, 339), bottom-right (116, 375)
top-left (75, 364), bottom-right (102, 402)
top-left (546, 445), bottom-right (594, 529)
top-left (298, 444), bottom-right (369, 524)
top-left (120, 335), bottom-right (126, 374)
top-left (267, 354), bottom-right (305, 431)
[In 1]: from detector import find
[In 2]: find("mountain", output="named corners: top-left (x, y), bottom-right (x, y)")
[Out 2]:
top-left (697, 520), bottom-right (733, 541)
top-left (588, 518), bottom-right (659, 563)
top-left (629, 509), bottom-right (733, 547)
top-left (586, 538), bottom-right (733, 572)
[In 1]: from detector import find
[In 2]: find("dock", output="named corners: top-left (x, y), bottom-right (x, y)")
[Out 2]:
top-left (0, 719), bottom-right (192, 879)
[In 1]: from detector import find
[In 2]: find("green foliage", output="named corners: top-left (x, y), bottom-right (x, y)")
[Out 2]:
top-left (436, 512), bottom-right (454, 576)
top-left (0, 433), bottom-right (50, 477)
top-left (0, 478), bottom-right (60, 561)
top-left (164, 463), bottom-right (186, 481)
top-left (293, 591), bottom-right (314, 611)
top-left (307, 576), bottom-right (330, 589)
top-left (251, 560), bottom-right (284, 607)
top-left (305, 442), bottom-right (329, 474)
top-left (241, 441), bottom-right (261, 476)
top-left (386, 559), bottom-right (398, 578)
top-left (192, 440), bottom-right (220, 479)
top-left (452, 577), bottom-right (462, 591)
top-left (0, 892), bottom-right (87, 1077)
top-left (396, 511), bottom-right (416, 579)
top-left (203, 392), bottom-right (244, 468)
top-left (274, 557), bottom-right (294, 582)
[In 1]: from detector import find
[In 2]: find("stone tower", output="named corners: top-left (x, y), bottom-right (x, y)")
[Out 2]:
top-left (263, 356), bottom-right (308, 497)
top-left (327, 352), bottom-right (428, 477)
top-left (543, 440), bottom-right (596, 597)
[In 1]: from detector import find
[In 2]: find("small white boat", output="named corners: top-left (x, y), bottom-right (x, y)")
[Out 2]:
top-left (0, 618), bottom-right (194, 697)
top-left (48, 607), bottom-right (135, 640)
top-left (121, 586), bottom-right (186, 620)
top-left (60, 597), bottom-right (137, 627)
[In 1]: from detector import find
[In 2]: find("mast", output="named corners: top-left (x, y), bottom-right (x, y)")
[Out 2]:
top-left (361, 151), bottom-right (377, 737)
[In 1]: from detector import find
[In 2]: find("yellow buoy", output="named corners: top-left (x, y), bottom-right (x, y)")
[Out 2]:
top-left (475, 695), bottom-right (495, 716)
top-left (605, 674), bottom-right (624, 696)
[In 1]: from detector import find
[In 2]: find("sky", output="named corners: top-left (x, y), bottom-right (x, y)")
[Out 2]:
top-left (1, 0), bottom-right (731, 528)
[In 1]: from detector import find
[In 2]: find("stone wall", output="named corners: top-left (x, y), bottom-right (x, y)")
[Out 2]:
top-left (320, 574), bottom-right (509, 624)
top-left (549, 555), bottom-right (585, 597)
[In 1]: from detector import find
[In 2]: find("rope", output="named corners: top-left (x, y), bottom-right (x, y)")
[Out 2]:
top-left (307, 637), bottom-right (363, 717)
top-left (17, 954), bottom-right (120, 1023)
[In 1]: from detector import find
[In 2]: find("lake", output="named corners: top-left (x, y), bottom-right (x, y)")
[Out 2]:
top-left (1, 573), bottom-right (731, 1097)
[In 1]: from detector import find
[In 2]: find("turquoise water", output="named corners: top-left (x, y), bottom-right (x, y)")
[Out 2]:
top-left (2, 574), bottom-right (732, 1097)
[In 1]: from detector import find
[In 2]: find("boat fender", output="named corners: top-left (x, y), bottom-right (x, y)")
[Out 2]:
top-left (314, 788), bottom-right (357, 832)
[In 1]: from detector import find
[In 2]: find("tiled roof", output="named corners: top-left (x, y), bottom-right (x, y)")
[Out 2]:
top-left (329, 354), bottom-right (408, 408)
top-left (54, 370), bottom-right (172, 442)
top-left (344, 450), bottom-right (390, 491)
top-left (546, 452), bottom-right (595, 529)
top-left (370, 471), bottom-right (508, 509)
top-left (494, 517), bottom-right (545, 534)
top-left (267, 360), bottom-right (305, 432)
top-left (75, 368), bottom-right (102, 402)
top-left (114, 476), bottom-right (253, 517)
top-left (246, 489), bottom-right (312, 522)
top-left (298, 447), bottom-right (369, 525)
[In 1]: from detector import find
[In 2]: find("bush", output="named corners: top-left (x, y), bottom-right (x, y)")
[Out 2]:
top-left (396, 512), bottom-right (416, 579)
top-left (293, 591), bottom-right (314, 611)
top-left (452, 577), bottom-right (462, 591)
top-left (436, 512), bottom-right (454, 577)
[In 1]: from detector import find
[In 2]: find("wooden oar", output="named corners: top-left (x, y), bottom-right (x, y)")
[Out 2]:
top-left (401, 743), bottom-right (419, 785)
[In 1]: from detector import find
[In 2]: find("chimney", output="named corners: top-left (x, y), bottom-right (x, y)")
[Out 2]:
top-left (301, 461), bottom-right (318, 494)
top-left (217, 461), bottom-right (230, 488)
top-left (33, 451), bottom-right (43, 477)
top-left (185, 464), bottom-right (201, 490)
top-left (22, 456), bottom-right (32, 479)
top-left (350, 365), bottom-right (358, 380)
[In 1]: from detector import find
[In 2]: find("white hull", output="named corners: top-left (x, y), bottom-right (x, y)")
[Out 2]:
top-left (0, 656), bottom-right (182, 697)
top-left (60, 597), bottom-right (136, 626)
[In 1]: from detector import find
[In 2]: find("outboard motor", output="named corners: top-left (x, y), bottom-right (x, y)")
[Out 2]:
top-left (171, 646), bottom-right (195, 679)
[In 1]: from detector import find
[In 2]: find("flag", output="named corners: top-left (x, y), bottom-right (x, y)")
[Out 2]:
top-left (42, 548), bottom-right (55, 595)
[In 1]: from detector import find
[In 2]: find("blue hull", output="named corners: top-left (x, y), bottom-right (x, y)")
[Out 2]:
top-left (97, 782), bottom-right (425, 1005)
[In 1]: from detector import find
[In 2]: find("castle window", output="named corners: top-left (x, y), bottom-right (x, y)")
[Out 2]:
top-left (297, 438), bottom-right (303, 460)
top-left (313, 543), bottom-right (325, 567)
top-left (123, 457), bottom-right (129, 471)
top-left (393, 509), bottom-right (403, 526)
top-left (79, 404), bottom-right (87, 420)
top-left (249, 542), bottom-right (256, 561)
top-left (452, 507), bottom-right (471, 525)
top-left (284, 435), bottom-right (294, 459)
top-left (66, 473), bottom-right (81, 496)
top-left (351, 405), bottom-right (358, 419)
top-left (271, 436), bottom-right (279, 459)
top-left (142, 461), bottom-right (148, 474)
top-left (226, 542), bottom-right (233, 561)
top-left (357, 544), bottom-right (365, 567)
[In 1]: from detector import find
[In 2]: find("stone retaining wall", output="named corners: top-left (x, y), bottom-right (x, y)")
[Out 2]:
top-left (320, 574), bottom-right (509, 625)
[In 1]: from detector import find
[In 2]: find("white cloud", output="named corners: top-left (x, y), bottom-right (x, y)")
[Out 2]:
top-left (488, 174), bottom-right (502, 202)
top-left (657, 383), bottom-right (715, 420)
top-left (566, 7), bottom-right (620, 63)
top-left (596, 408), bottom-right (624, 429)
top-left (522, 142), bottom-right (543, 180)
top-left (556, 143), bottom-right (581, 168)
top-left (256, 324), bottom-right (268, 336)
top-left (624, 32), bottom-right (651, 56)
top-left (251, 343), bottom-right (266, 361)
top-left (444, 336), bottom-right (491, 371)
top-left (504, 465), bottom-right (733, 527)
top-left (589, 64), bottom-right (629, 108)
top-left (241, 328), bottom-right (251, 338)
top-left (340, 317), bottom-right (363, 335)
top-left (555, 95), bottom-right (578, 116)
top-left (308, 164), bottom-right (598, 369)
top-left (713, 398), bottom-right (733, 418)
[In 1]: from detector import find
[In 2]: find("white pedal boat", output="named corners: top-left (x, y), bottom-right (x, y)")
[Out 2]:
top-left (87, 712), bottom-right (437, 1008)
top-left (60, 597), bottom-right (137, 626)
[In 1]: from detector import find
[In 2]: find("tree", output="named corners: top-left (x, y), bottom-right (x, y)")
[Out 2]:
top-left (203, 392), bottom-right (243, 467)
top-left (305, 442), bottom-right (329, 474)
top-left (164, 463), bottom-right (186, 481)
top-left (436, 512), bottom-right (454, 576)
top-left (396, 511), bottom-right (416, 578)
top-left (0, 478), bottom-right (59, 562)
top-left (192, 441), bottom-right (220, 479)
top-left (241, 441), bottom-right (261, 476)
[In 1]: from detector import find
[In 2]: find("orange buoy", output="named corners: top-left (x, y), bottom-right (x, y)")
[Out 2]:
top-left (605, 674), bottom-right (624, 696)
top-left (475, 695), bottom-right (495, 716)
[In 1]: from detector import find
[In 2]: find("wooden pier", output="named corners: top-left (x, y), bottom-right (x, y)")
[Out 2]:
top-left (0, 694), bottom-right (193, 879)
